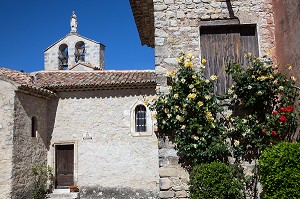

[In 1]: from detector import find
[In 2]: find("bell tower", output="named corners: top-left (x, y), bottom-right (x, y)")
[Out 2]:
top-left (44, 11), bottom-right (105, 71)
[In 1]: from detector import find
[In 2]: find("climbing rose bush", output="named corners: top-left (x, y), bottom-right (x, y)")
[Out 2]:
top-left (149, 52), bottom-right (228, 164)
top-left (225, 54), bottom-right (298, 162)
top-left (148, 52), bottom-right (299, 198)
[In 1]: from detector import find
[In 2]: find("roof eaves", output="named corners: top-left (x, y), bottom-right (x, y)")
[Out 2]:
top-left (130, 0), bottom-right (155, 48)
top-left (17, 85), bottom-right (57, 99)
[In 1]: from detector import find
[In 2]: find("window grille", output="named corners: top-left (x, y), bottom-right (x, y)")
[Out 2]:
top-left (135, 105), bottom-right (146, 132)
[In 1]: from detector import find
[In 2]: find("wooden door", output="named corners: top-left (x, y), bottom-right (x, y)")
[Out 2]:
top-left (200, 24), bottom-right (259, 95)
top-left (55, 144), bottom-right (74, 188)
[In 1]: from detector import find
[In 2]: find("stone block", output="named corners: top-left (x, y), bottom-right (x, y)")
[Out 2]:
top-left (177, 11), bottom-right (185, 18)
top-left (159, 148), bottom-right (178, 158)
top-left (159, 167), bottom-right (178, 177)
top-left (159, 191), bottom-right (175, 198)
top-left (175, 190), bottom-right (187, 198)
top-left (156, 37), bottom-right (165, 46)
top-left (155, 29), bottom-right (169, 37)
top-left (154, 4), bottom-right (168, 11)
top-left (164, 0), bottom-right (174, 4)
top-left (172, 185), bottom-right (182, 191)
top-left (163, 58), bottom-right (177, 64)
top-left (160, 178), bottom-right (173, 190)
top-left (159, 156), bottom-right (179, 167)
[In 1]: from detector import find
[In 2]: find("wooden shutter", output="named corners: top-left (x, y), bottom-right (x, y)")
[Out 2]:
top-left (200, 24), bottom-right (259, 95)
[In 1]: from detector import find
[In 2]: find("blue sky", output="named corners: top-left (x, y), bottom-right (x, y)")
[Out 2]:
top-left (0, 0), bottom-right (154, 72)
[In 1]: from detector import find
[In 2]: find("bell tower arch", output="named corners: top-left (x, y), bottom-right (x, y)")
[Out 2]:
top-left (44, 11), bottom-right (105, 71)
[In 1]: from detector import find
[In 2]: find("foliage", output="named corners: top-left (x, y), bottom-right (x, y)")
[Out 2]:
top-left (189, 162), bottom-right (244, 199)
top-left (148, 52), bottom-right (299, 198)
top-left (259, 142), bottom-right (300, 199)
top-left (32, 164), bottom-right (53, 199)
top-left (148, 53), bottom-right (228, 164)
top-left (225, 54), bottom-right (298, 163)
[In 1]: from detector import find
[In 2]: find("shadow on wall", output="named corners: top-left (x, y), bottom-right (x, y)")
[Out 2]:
top-left (57, 88), bottom-right (156, 100)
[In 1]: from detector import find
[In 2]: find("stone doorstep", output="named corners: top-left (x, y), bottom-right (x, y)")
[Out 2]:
top-left (52, 189), bottom-right (70, 194)
top-left (48, 189), bottom-right (79, 199)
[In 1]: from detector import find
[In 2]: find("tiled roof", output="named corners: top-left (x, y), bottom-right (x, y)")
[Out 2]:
top-left (0, 67), bottom-right (57, 98)
top-left (33, 70), bottom-right (156, 91)
top-left (129, 0), bottom-right (154, 48)
top-left (1, 67), bottom-right (156, 97)
top-left (0, 67), bottom-right (33, 85)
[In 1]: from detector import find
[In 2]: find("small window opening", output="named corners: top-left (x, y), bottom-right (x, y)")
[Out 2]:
top-left (135, 105), bottom-right (147, 132)
top-left (58, 44), bottom-right (69, 70)
top-left (75, 41), bottom-right (85, 62)
top-left (31, 116), bottom-right (37, 137)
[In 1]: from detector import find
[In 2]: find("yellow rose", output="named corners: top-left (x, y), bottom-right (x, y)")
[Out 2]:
top-left (210, 75), bottom-right (218, 81)
top-left (204, 95), bottom-right (211, 100)
top-left (201, 58), bottom-right (207, 64)
top-left (187, 93), bottom-right (197, 99)
top-left (176, 115), bottom-right (184, 122)
top-left (205, 111), bottom-right (213, 120)
top-left (291, 76), bottom-right (297, 81)
top-left (171, 70), bottom-right (176, 76)
top-left (197, 101), bottom-right (204, 107)
top-left (228, 88), bottom-right (234, 95)
top-left (184, 61), bottom-right (193, 67)
top-left (191, 135), bottom-right (199, 140)
top-left (177, 56), bottom-right (185, 64)
top-left (186, 53), bottom-right (193, 59)
top-left (144, 101), bottom-right (149, 105)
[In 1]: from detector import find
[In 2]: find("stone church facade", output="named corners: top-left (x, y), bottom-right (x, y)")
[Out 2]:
top-left (1, 12), bottom-right (158, 199)
top-left (0, 1), bottom-right (298, 198)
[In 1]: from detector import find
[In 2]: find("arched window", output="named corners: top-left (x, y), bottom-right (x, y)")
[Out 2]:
top-left (58, 44), bottom-right (68, 70)
top-left (31, 116), bottom-right (37, 137)
top-left (75, 41), bottom-right (85, 62)
top-left (135, 105), bottom-right (147, 132)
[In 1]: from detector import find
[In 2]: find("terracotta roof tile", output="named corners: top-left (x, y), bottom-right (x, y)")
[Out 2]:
top-left (0, 68), bottom-right (57, 98)
top-left (0, 67), bottom-right (33, 85)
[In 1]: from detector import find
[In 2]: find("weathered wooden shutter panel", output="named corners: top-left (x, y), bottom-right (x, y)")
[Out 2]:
top-left (200, 24), bottom-right (259, 95)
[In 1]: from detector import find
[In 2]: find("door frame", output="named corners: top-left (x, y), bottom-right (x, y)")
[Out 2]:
top-left (51, 141), bottom-right (78, 188)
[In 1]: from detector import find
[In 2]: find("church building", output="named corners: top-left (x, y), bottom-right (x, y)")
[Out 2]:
top-left (0, 12), bottom-right (159, 199)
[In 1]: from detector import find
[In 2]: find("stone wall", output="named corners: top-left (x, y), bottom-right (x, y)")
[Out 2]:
top-left (47, 88), bottom-right (159, 198)
top-left (44, 34), bottom-right (105, 70)
top-left (0, 79), bottom-right (16, 198)
top-left (152, 1), bottom-right (276, 198)
top-left (153, 0), bottom-right (275, 91)
top-left (272, 0), bottom-right (300, 86)
top-left (158, 137), bottom-right (189, 199)
top-left (12, 92), bottom-right (49, 198)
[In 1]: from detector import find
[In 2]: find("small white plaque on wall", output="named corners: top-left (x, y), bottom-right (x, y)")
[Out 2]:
top-left (83, 132), bottom-right (92, 140)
